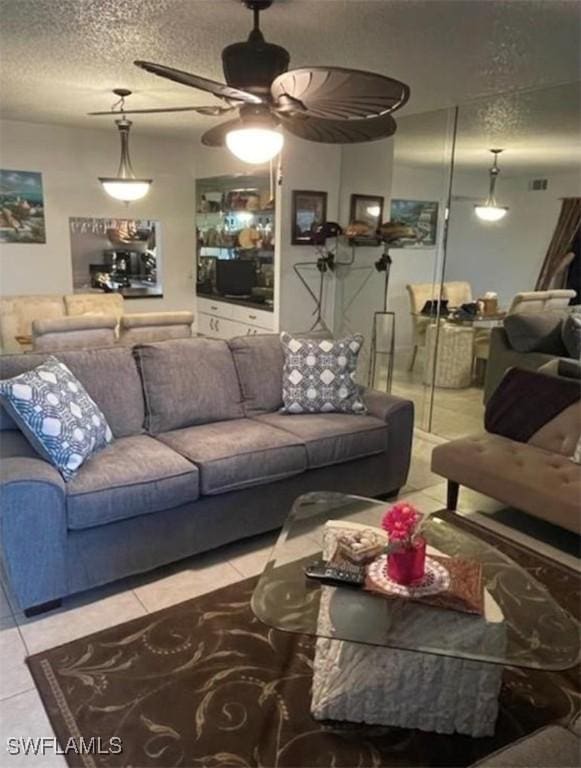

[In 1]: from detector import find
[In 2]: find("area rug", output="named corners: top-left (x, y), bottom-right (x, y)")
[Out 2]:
top-left (27, 515), bottom-right (580, 768)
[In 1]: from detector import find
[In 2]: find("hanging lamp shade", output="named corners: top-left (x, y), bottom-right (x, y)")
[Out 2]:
top-left (474, 149), bottom-right (508, 222)
top-left (99, 118), bottom-right (152, 203)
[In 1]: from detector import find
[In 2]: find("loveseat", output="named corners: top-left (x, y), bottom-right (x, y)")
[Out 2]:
top-left (0, 335), bottom-right (414, 615)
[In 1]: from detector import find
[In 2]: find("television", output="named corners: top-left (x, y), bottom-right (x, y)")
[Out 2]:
top-left (215, 259), bottom-right (256, 297)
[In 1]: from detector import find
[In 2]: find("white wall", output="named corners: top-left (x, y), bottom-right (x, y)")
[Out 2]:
top-left (277, 135), bottom-right (342, 334)
top-left (332, 139), bottom-right (393, 377)
top-left (0, 119), bottom-right (197, 313)
top-left (387, 164), bottom-right (451, 355)
top-left (445, 170), bottom-right (581, 307)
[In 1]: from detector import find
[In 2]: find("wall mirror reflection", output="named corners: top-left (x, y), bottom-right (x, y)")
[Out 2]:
top-left (196, 173), bottom-right (275, 312)
top-left (390, 81), bottom-right (581, 440)
top-left (69, 217), bottom-right (162, 298)
top-left (433, 81), bottom-right (581, 441)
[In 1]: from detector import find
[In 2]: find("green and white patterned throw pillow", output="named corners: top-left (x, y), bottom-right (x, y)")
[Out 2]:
top-left (280, 332), bottom-right (366, 415)
top-left (0, 356), bottom-right (113, 480)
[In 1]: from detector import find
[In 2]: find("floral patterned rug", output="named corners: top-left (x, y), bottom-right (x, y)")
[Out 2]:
top-left (27, 513), bottom-right (580, 768)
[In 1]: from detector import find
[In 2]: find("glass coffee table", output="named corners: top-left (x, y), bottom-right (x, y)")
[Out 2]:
top-left (252, 493), bottom-right (580, 736)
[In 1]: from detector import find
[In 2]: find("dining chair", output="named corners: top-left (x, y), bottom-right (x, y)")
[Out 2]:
top-left (443, 281), bottom-right (472, 307)
top-left (406, 282), bottom-right (443, 371)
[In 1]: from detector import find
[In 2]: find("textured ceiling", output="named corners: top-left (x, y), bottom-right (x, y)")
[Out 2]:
top-left (395, 81), bottom-right (581, 174)
top-left (1, 0), bottom-right (580, 143)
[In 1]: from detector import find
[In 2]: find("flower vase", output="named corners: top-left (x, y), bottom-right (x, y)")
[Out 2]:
top-left (387, 536), bottom-right (426, 585)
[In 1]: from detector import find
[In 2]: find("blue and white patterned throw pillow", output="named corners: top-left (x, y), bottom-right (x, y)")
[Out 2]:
top-left (0, 356), bottom-right (113, 480)
top-left (280, 332), bottom-right (367, 414)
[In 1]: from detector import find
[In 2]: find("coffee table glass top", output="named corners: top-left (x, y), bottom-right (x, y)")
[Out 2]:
top-left (251, 493), bottom-right (580, 671)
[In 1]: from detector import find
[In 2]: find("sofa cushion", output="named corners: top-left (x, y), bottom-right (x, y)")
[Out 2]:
top-left (134, 338), bottom-right (244, 434)
top-left (228, 334), bottom-right (284, 415)
top-left (66, 434), bottom-right (199, 530)
top-left (0, 357), bottom-right (114, 480)
top-left (503, 312), bottom-right (568, 354)
top-left (562, 313), bottom-right (581, 359)
top-left (254, 412), bottom-right (388, 469)
top-left (157, 419), bottom-right (306, 495)
top-left (0, 346), bottom-right (145, 438)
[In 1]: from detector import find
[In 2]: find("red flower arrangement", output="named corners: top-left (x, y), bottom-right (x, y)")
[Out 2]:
top-left (381, 502), bottom-right (423, 546)
top-left (382, 502), bottom-right (427, 585)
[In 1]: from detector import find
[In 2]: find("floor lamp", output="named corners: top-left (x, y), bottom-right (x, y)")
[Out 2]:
top-left (368, 223), bottom-right (416, 391)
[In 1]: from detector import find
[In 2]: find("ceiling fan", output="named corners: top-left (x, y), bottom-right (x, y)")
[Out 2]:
top-left (89, 0), bottom-right (410, 164)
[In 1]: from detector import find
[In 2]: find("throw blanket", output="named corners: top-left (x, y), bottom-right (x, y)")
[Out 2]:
top-left (485, 367), bottom-right (581, 444)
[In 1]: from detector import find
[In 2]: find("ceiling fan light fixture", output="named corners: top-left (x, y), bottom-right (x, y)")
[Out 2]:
top-left (225, 126), bottom-right (283, 164)
top-left (474, 148), bottom-right (508, 223)
top-left (99, 115), bottom-right (152, 203)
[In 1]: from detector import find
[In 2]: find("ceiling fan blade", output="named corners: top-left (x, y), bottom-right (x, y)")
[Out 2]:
top-left (272, 66), bottom-right (409, 120)
top-left (279, 112), bottom-right (397, 143)
top-left (134, 60), bottom-right (262, 105)
top-left (201, 119), bottom-right (244, 147)
top-left (87, 105), bottom-right (236, 117)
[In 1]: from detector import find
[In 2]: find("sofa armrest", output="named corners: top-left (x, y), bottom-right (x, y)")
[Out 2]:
top-left (363, 388), bottom-right (413, 422)
top-left (0, 458), bottom-right (68, 610)
top-left (362, 388), bottom-right (414, 492)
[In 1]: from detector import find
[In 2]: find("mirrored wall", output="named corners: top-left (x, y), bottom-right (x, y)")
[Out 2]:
top-left (429, 81), bottom-right (581, 439)
top-left (332, 80), bottom-right (580, 438)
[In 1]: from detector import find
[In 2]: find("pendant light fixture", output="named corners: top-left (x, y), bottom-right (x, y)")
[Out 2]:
top-left (99, 89), bottom-right (152, 203)
top-left (474, 149), bottom-right (508, 222)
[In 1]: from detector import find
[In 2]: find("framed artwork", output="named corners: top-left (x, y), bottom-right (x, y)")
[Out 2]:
top-left (291, 190), bottom-right (327, 245)
top-left (0, 169), bottom-right (46, 243)
top-left (349, 194), bottom-right (384, 233)
top-left (389, 199), bottom-right (439, 247)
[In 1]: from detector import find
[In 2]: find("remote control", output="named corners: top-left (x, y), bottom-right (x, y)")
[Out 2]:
top-left (305, 560), bottom-right (365, 588)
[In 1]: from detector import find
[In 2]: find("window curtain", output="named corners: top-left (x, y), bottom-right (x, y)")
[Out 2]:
top-left (535, 197), bottom-right (581, 290)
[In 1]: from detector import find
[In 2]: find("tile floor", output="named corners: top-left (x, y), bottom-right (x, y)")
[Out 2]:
top-left (0, 430), bottom-right (576, 766)
top-left (392, 362), bottom-right (486, 440)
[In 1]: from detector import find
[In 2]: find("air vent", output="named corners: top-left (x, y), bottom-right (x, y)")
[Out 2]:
top-left (529, 179), bottom-right (548, 191)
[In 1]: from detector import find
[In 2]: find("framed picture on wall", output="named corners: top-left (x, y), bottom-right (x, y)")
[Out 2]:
top-left (0, 169), bottom-right (46, 243)
top-left (349, 194), bottom-right (384, 233)
top-left (291, 190), bottom-right (327, 245)
top-left (389, 199), bottom-right (439, 247)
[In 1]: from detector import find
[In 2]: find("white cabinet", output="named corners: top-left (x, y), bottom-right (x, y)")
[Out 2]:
top-left (196, 297), bottom-right (276, 339)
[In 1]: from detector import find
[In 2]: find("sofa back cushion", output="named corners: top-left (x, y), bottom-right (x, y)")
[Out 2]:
top-left (134, 338), bottom-right (244, 433)
top-left (562, 314), bottom-right (581, 359)
top-left (0, 346), bottom-right (145, 438)
top-left (503, 312), bottom-right (568, 354)
top-left (228, 334), bottom-right (284, 415)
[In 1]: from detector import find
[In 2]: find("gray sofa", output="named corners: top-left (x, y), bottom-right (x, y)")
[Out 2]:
top-left (0, 335), bottom-right (413, 615)
top-left (484, 312), bottom-right (577, 402)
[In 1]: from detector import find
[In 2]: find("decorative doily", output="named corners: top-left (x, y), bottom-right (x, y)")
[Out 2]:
top-left (367, 555), bottom-right (450, 598)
